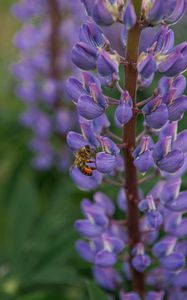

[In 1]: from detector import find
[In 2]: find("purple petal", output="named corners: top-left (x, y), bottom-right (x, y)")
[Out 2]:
top-left (75, 220), bottom-right (104, 238)
top-left (66, 131), bottom-right (87, 150)
top-left (157, 149), bottom-right (185, 173)
top-left (145, 291), bottom-right (164, 300)
top-left (152, 236), bottom-right (177, 258)
top-left (93, 192), bottom-right (115, 216)
top-left (160, 252), bottom-right (185, 272)
top-left (95, 249), bottom-right (117, 267)
top-left (77, 95), bottom-right (105, 120)
top-left (76, 240), bottom-right (95, 262)
top-left (96, 152), bottom-right (117, 174)
top-left (72, 42), bottom-right (97, 70)
top-left (132, 254), bottom-right (151, 272)
top-left (71, 167), bottom-right (102, 191)
top-left (93, 266), bottom-right (122, 291)
top-left (134, 150), bottom-right (154, 173)
top-left (160, 178), bottom-right (181, 206)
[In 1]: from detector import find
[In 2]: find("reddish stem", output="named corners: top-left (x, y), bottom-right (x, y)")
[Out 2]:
top-left (123, 0), bottom-right (144, 296)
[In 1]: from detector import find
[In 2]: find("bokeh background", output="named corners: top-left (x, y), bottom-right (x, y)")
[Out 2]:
top-left (0, 1), bottom-right (187, 300)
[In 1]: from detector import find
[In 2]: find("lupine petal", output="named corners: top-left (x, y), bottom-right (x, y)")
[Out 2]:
top-left (95, 249), bottom-right (117, 267)
top-left (71, 167), bottom-right (102, 191)
top-left (72, 42), bottom-right (98, 70)
top-left (75, 219), bottom-right (103, 237)
top-left (76, 240), bottom-right (95, 262)
top-left (132, 254), bottom-right (151, 272)
top-left (79, 21), bottom-right (109, 49)
top-left (96, 152), bottom-right (117, 174)
top-left (93, 192), bottom-right (115, 216)
top-left (134, 150), bottom-right (154, 173)
top-left (168, 96), bottom-right (187, 121)
top-left (65, 77), bottom-right (86, 103)
top-left (145, 291), bottom-right (164, 300)
top-left (160, 178), bottom-right (181, 206)
top-left (77, 95), bottom-right (105, 120)
top-left (160, 253), bottom-right (185, 272)
top-left (157, 149), bottom-right (185, 173)
top-left (67, 131), bottom-right (87, 150)
top-left (93, 266), bottom-right (122, 291)
top-left (152, 236), bottom-right (177, 258)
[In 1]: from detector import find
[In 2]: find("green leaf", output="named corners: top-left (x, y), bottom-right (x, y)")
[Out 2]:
top-left (86, 281), bottom-right (108, 300)
top-left (5, 174), bottom-right (39, 267)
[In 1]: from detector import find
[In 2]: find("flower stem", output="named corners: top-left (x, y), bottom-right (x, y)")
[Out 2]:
top-left (123, 0), bottom-right (144, 296)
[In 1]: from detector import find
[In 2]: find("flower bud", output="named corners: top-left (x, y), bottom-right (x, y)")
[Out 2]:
top-left (115, 91), bottom-right (133, 126)
top-left (117, 188), bottom-right (127, 212)
top-left (132, 243), bottom-right (151, 272)
top-left (123, 0), bottom-right (137, 29)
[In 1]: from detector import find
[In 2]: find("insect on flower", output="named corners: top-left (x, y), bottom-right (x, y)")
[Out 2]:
top-left (72, 145), bottom-right (96, 176)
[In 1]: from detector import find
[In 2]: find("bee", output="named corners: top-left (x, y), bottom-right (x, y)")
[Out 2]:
top-left (73, 145), bottom-right (96, 176)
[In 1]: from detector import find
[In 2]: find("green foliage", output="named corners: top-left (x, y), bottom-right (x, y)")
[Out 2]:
top-left (86, 281), bottom-right (108, 300)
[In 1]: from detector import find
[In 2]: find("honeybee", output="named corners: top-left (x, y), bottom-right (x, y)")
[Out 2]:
top-left (73, 145), bottom-right (96, 176)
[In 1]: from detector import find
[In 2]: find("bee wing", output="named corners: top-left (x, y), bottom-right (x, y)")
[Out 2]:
top-left (69, 161), bottom-right (76, 173)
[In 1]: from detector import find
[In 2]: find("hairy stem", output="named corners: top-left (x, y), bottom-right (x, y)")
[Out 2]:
top-left (123, 0), bottom-right (144, 295)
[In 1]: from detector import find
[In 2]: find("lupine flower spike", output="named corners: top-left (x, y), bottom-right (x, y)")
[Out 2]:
top-left (67, 0), bottom-right (187, 298)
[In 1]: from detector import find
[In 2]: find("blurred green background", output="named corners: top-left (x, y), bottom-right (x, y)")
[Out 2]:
top-left (0, 1), bottom-right (187, 300)
top-left (0, 1), bottom-right (95, 299)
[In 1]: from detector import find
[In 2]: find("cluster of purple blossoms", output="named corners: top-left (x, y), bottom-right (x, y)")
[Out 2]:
top-left (12, 0), bottom-right (84, 170)
top-left (66, 0), bottom-right (187, 299)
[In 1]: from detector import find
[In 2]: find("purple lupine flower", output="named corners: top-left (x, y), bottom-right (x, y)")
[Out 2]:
top-left (67, 1), bottom-right (187, 298)
top-left (133, 136), bottom-right (154, 173)
top-left (120, 291), bottom-right (141, 300)
top-left (115, 91), bottom-right (133, 125)
top-left (13, 0), bottom-right (85, 171)
top-left (138, 195), bottom-right (163, 229)
top-left (142, 95), bottom-right (168, 129)
top-left (131, 243), bottom-right (151, 272)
